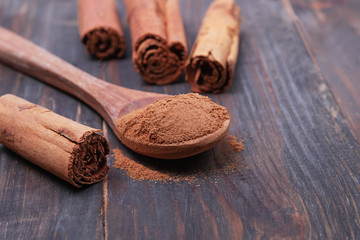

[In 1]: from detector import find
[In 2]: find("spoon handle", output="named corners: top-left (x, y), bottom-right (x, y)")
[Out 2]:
top-left (0, 27), bottom-right (117, 112)
top-left (0, 26), bottom-right (168, 134)
top-left (0, 27), bottom-right (139, 124)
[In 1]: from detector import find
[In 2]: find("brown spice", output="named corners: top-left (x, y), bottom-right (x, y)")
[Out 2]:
top-left (116, 93), bottom-right (229, 145)
top-left (186, 0), bottom-right (242, 93)
top-left (113, 148), bottom-right (170, 181)
top-left (226, 135), bottom-right (244, 152)
top-left (78, 0), bottom-right (125, 59)
top-left (123, 0), bottom-right (187, 84)
top-left (113, 148), bottom-right (200, 182)
top-left (112, 133), bottom-right (245, 183)
top-left (0, 94), bottom-right (109, 187)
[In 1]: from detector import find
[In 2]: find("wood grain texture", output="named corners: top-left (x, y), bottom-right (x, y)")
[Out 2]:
top-left (286, 0), bottom-right (360, 141)
top-left (0, 0), bottom-right (359, 239)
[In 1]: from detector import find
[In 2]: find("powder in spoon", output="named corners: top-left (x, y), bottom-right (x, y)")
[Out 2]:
top-left (116, 93), bottom-right (229, 145)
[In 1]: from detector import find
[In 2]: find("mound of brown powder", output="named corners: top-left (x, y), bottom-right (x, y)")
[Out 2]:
top-left (113, 148), bottom-right (171, 181)
top-left (226, 135), bottom-right (244, 152)
top-left (116, 93), bottom-right (229, 145)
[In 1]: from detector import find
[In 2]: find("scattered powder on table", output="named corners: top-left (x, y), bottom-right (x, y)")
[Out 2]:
top-left (112, 133), bottom-right (245, 183)
top-left (113, 148), bottom-right (171, 181)
top-left (113, 92), bottom-right (244, 182)
top-left (113, 148), bottom-right (199, 183)
top-left (116, 93), bottom-right (230, 145)
top-left (226, 135), bottom-right (244, 152)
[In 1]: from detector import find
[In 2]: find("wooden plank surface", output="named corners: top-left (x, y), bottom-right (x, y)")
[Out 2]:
top-left (286, 0), bottom-right (360, 141)
top-left (0, 0), bottom-right (359, 239)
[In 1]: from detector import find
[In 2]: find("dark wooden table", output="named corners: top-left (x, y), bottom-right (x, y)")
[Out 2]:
top-left (1, 0), bottom-right (359, 239)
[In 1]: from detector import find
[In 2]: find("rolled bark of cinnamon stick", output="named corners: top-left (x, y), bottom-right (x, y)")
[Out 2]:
top-left (186, 0), bottom-right (241, 93)
top-left (78, 0), bottom-right (125, 59)
top-left (0, 94), bottom-right (110, 187)
top-left (124, 0), bottom-right (187, 84)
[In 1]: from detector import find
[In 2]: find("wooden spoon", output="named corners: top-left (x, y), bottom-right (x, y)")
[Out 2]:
top-left (0, 27), bottom-right (230, 159)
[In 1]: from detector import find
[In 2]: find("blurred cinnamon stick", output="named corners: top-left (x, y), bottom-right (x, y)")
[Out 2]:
top-left (124, 0), bottom-right (187, 84)
top-left (0, 94), bottom-right (110, 187)
top-left (186, 0), bottom-right (241, 93)
top-left (78, 0), bottom-right (125, 59)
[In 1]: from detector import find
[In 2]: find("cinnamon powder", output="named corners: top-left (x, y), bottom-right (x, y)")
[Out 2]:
top-left (116, 93), bottom-right (230, 145)
top-left (113, 148), bottom-right (171, 181)
top-left (113, 93), bottom-right (244, 182)
top-left (226, 135), bottom-right (244, 152)
top-left (112, 133), bottom-right (244, 182)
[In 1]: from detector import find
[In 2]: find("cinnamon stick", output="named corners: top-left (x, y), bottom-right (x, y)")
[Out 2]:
top-left (186, 0), bottom-right (242, 93)
top-left (78, 0), bottom-right (125, 59)
top-left (124, 0), bottom-right (187, 84)
top-left (0, 94), bottom-right (110, 187)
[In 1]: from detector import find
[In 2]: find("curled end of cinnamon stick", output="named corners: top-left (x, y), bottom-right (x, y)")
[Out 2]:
top-left (185, 0), bottom-right (241, 93)
top-left (82, 27), bottom-right (125, 59)
top-left (133, 34), bottom-right (187, 85)
top-left (78, 0), bottom-right (125, 59)
top-left (69, 131), bottom-right (110, 187)
top-left (186, 55), bottom-right (232, 93)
